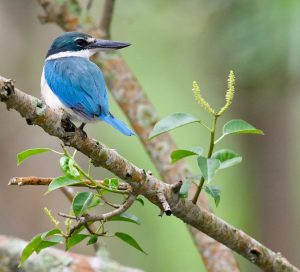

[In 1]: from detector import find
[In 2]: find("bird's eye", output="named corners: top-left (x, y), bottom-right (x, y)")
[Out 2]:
top-left (75, 39), bottom-right (88, 47)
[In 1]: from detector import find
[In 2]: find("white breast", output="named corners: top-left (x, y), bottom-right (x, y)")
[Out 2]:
top-left (41, 69), bottom-right (65, 111)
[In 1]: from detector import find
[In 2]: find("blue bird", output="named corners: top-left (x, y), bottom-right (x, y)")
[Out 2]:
top-left (41, 32), bottom-right (134, 136)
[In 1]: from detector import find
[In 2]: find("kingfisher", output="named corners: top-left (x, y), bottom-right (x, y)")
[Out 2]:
top-left (41, 32), bottom-right (134, 136)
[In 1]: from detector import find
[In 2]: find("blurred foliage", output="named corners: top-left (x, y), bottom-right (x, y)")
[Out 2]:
top-left (0, 0), bottom-right (300, 271)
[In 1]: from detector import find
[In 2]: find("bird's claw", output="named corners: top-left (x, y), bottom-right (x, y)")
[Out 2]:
top-left (78, 123), bottom-right (87, 139)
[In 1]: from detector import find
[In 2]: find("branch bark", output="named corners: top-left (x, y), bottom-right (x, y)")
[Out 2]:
top-left (0, 235), bottom-right (143, 272)
top-left (68, 194), bottom-right (136, 236)
top-left (0, 77), bottom-right (298, 271)
top-left (36, 1), bottom-right (240, 270)
top-left (99, 0), bottom-right (115, 38)
top-left (8, 176), bottom-right (130, 191)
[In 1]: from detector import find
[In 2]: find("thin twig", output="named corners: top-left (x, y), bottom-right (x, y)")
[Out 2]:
top-left (68, 194), bottom-right (136, 236)
top-left (100, 195), bottom-right (121, 208)
top-left (60, 187), bottom-right (76, 202)
top-left (8, 177), bottom-right (131, 192)
top-left (59, 185), bottom-right (102, 252)
top-left (58, 213), bottom-right (80, 220)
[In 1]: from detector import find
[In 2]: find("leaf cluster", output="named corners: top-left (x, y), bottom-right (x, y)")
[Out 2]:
top-left (149, 71), bottom-right (263, 206)
top-left (17, 147), bottom-right (146, 266)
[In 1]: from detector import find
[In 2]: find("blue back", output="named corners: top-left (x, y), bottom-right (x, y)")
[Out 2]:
top-left (44, 57), bottom-right (109, 120)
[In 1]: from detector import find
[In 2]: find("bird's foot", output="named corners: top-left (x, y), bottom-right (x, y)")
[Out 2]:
top-left (78, 123), bottom-right (87, 139)
top-left (61, 118), bottom-right (76, 133)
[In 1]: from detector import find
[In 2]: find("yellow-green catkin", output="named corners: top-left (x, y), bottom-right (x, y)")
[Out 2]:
top-left (192, 81), bottom-right (215, 115)
top-left (217, 70), bottom-right (235, 116)
top-left (44, 207), bottom-right (60, 227)
top-left (65, 218), bottom-right (71, 235)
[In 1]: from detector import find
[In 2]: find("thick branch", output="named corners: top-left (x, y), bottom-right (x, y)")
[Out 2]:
top-left (0, 77), bottom-right (298, 271)
top-left (0, 235), bottom-right (143, 272)
top-left (36, 1), bottom-right (240, 270)
top-left (99, 53), bottom-right (240, 272)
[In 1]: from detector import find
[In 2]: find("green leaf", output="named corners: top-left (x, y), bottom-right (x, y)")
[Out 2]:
top-left (115, 232), bottom-right (146, 254)
top-left (43, 235), bottom-right (64, 244)
top-left (19, 233), bottom-right (42, 267)
top-left (87, 235), bottom-right (98, 245)
top-left (136, 197), bottom-right (144, 206)
top-left (40, 229), bottom-right (61, 240)
top-left (149, 112), bottom-right (201, 140)
top-left (71, 225), bottom-right (85, 236)
top-left (197, 156), bottom-right (220, 182)
top-left (223, 119), bottom-right (264, 136)
top-left (17, 148), bottom-right (52, 165)
top-left (47, 176), bottom-right (82, 193)
top-left (109, 213), bottom-right (141, 225)
top-left (86, 195), bottom-right (102, 211)
top-left (204, 185), bottom-right (221, 207)
top-left (37, 229), bottom-right (63, 253)
top-left (60, 156), bottom-right (80, 178)
top-left (18, 229), bottom-right (62, 267)
top-left (72, 192), bottom-right (95, 217)
top-left (179, 180), bottom-right (192, 198)
top-left (66, 234), bottom-right (88, 250)
top-left (171, 147), bottom-right (203, 163)
top-left (103, 178), bottom-right (119, 190)
top-left (212, 149), bottom-right (242, 169)
top-left (35, 240), bottom-right (60, 254)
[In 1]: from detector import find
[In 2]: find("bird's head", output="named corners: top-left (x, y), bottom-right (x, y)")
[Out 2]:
top-left (46, 32), bottom-right (130, 60)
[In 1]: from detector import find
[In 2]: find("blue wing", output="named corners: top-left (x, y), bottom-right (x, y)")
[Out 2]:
top-left (44, 57), bottom-right (109, 119)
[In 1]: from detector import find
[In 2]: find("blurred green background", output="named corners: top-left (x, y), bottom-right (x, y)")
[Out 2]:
top-left (0, 1), bottom-right (300, 271)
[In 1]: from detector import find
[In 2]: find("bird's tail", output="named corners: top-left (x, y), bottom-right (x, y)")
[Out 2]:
top-left (100, 113), bottom-right (135, 136)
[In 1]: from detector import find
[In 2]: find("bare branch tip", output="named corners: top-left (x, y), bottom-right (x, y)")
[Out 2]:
top-left (171, 180), bottom-right (183, 194)
top-left (8, 178), bottom-right (16, 186)
top-left (157, 191), bottom-right (172, 216)
top-left (0, 78), bottom-right (15, 99)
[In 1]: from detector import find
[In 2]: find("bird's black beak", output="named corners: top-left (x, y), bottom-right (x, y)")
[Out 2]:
top-left (89, 39), bottom-right (131, 50)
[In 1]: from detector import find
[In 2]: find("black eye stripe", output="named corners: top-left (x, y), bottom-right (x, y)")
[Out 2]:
top-left (75, 39), bottom-right (89, 47)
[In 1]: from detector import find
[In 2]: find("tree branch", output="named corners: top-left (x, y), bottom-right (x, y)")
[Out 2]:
top-left (99, 0), bottom-right (115, 38)
top-left (60, 186), bottom-right (76, 202)
top-left (99, 58), bottom-right (242, 272)
top-left (36, 1), bottom-right (240, 270)
top-left (0, 77), bottom-right (298, 271)
top-left (8, 176), bottom-right (130, 191)
top-left (0, 235), bottom-right (143, 272)
top-left (68, 194), bottom-right (136, 236)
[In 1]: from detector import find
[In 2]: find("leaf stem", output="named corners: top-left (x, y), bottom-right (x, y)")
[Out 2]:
top-left (192, 115), bottom-right (218, 204)
top-left (214, 134), bottom-right (224, 145)
top-left (52, 150), bottom-right (65, 155)
top-left (199, 121), bottom-right (211, 131)
top-left (87, 160), bottom-right (92, 176)
top-left (63, 147), bottom-right (128, 195)
top-left (74, 163), bottom-right (127, 194)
